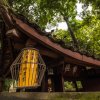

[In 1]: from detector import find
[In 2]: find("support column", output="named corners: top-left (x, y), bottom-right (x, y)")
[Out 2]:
top-left (41, 71), bottom-right (48, 92)
top-left (54, 73), bottom-right (64, 92)
top-left (0, 78), bottom-right (3, 92)
top-left (53, 66), bottom-right (64, 92)
top-left (73, 81), bottom-right (78, 92)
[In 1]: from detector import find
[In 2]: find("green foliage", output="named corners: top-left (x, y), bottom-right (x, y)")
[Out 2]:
top-left (76, 81), bottom-right (83, 89)
top-left (11, 0), bottom-right (77, 29)
top-left (64, 81), bottom-right (76, 91)
top-left (75, 16), bottom-right (100, 58)
top-left (3, 79), bottom-right (12, 91)
top-left (64, 81), bottom-right (83, 91)
top-left (53, 29), bottom-right (71, 42)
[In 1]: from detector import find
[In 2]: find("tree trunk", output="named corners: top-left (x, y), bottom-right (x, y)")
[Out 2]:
top-left (64, 16), bottom-right (79, 49)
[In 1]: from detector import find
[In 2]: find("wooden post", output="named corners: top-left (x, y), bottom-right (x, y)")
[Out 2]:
top-left (41, 71), bottom-right (48, 92)
top-left (0, 78), bottom-right (3, 92)
top-left (53, 73), bottom-right (64, 92)
top-left (53, 66), bottom-right (64, 92)
top-left (53, 64), bottom-right (64, 92)
top-left (73, 81), bottom-right (78, 92)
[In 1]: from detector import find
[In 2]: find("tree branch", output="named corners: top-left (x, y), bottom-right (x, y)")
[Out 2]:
top-left (63, 16), bottom-right (79, 49)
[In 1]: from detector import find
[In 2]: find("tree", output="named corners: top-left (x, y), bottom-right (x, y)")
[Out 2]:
top-left (11, 0), bottom-right (79, 48)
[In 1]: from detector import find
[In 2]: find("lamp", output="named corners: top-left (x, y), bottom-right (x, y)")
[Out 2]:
top-left (10, 48), bottom-right (46, 89)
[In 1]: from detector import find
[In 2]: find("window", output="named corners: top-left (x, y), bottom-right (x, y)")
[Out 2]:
top-left (64, 81), bottom-right (76, 91)
top-left (76, 81), bottom-right (83, 89)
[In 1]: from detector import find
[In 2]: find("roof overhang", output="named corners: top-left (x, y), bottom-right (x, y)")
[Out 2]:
top-left (0, 6), bottom-right (100, 68)
top-left (13, 16), bottom-right (100, 67)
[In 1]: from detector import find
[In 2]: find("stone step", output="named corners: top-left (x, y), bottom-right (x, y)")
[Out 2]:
top-left (0, 92), bottom-right (100, 100)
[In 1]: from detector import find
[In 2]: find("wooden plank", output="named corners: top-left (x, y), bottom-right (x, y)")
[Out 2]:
top-left (0, 6), bottom-right (13, 28)
top-left (37, 47), bottom-right (59, 58)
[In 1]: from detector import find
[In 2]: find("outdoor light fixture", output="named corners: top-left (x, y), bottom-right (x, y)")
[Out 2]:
top-left (10, 48), bottom-right (46, 89)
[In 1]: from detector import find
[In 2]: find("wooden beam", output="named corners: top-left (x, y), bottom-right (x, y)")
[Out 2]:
top-left (37, 47), bottom-right (59, 58)
top-left (0, 6), bottom-right (13, 28)
top-left (47, 60), bottom-right (64, 67)
top-left (64, 57), bottom-right (97, 67)
top-left (6, 28), bottom-right (26, 41)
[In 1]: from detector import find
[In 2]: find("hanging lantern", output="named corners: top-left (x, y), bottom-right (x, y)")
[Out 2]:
top-left (10, 48), bottom-right (46, 89)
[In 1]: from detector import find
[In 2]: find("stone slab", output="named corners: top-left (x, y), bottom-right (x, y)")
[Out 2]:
top-left (0, 92), bottom-right (100, 100)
